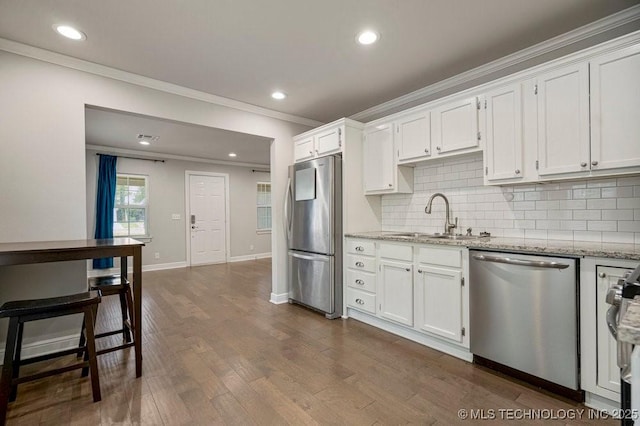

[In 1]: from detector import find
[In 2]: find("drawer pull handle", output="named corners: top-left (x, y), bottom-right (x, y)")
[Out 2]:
top-left (355, 298), bottom-right (365, 305)
top-left (355, 262), bottom-right (364, 267)
top-left (355, 246), bottom-right (364, 251)
top-left (355, 279), bottom-right (364, 285)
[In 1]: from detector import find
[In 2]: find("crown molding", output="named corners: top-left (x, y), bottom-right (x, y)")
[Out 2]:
top-left (86, 144), bottom-right (270, 169)
top-left (0, 38), bottom-right (323, 128)
top-left (350, 4), bottom-right (640, 122)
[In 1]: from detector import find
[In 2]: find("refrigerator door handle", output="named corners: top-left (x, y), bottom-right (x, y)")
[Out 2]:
top-left (288, 251), bottom-right (330, 262)
top-left (283, 177), bottom-right (293, 243)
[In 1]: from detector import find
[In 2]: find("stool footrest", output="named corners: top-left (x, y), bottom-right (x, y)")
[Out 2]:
top-left (97, 342), bottom-right (135, 356)
top-left (18, 347), bottom-right (84, 366)
top-left (13, 361), bottom-right (90, 385)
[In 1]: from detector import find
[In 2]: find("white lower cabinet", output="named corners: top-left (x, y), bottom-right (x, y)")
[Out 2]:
top-left (379, 259), bottom-right (413, 326)
top-left (345, 238), bottom-right (469, 359)
top-left (415, 265), bottom-right (463, 342)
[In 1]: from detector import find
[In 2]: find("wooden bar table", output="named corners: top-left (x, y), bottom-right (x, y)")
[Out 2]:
top-left (0, 238), bottom-right (145, 377)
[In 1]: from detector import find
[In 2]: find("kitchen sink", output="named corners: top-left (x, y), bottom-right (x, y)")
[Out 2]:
top-left (385, 232), bottom-right (432, 238)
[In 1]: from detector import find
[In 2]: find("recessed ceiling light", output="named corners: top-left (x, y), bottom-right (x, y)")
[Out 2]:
top-left (139, 141), bottom-right (150, 146)
top-left (271, 91), bottom-right (286, 100)
top-left (357, 30), bottom-right (379, 45)
top-left (54, 25), bottom-right (86, 41)
top-left (228, 152), bottom-right (237, 157)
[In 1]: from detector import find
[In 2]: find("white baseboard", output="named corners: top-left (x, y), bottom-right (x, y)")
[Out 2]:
top-left (0, 334), bottom-right (79, 361)
top-left (270, 292), bottom-right (289, 304)
top-left (87, 261), bottom-right (188, 276)
top-left (228, 253), bottom-right (271, 263)
top-left (347, 308), bottom-right (473, 362)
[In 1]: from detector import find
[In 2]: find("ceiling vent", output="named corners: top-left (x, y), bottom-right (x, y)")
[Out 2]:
top-left (137, 134), bottom-right (159, 142)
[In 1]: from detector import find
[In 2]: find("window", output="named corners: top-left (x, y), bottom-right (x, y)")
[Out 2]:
top-left (257, 182), bottom-right (271, 232)
top-left (114, 174), bottom-right (148, 237)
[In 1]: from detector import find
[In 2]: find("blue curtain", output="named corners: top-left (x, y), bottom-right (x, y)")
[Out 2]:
top-left (93, 154), bottom-right (118, 269)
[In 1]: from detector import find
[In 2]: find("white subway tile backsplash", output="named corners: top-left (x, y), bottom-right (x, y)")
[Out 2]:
top-left (381, 153), bottom-right (640, 244)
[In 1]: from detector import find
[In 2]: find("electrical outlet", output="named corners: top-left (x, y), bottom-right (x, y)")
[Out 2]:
top-left (171, 214), bottom-right (181, 220)
top-left (249, 245), bottom-right (254, 251)
top-left (154, 252), bottom-right (160, 259)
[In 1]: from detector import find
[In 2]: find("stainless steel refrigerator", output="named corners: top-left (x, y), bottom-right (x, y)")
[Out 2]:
top-left (285, 155), bottom-right (342, 319)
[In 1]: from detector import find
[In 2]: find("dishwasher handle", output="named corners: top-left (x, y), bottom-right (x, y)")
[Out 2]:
top-left (471, 254), bottom-right (570, 270)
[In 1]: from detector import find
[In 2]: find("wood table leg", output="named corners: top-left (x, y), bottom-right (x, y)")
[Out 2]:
top-left (132, 248), bottom-right (143, 377)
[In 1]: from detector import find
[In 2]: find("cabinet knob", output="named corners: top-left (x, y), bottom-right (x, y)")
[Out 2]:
top-left (580, 162), bottom-right (587, 167)
top-left (355, 262), bottom-right (364, 267)
top-left (599, 272), bottom-right (606, 278)
top-left (514, 169), bottom-right (521, 175)
top-left (388, 183), bottom-right (392, 187)
top-left (309, 150), bottom-right (313, 155)
top-left (418, 269), bottom-right (423, 274)
top-left (436, 146), bottom-right (441, 151)
top-left (315, 149), bottom-right (319, 154)
top-left (405, 268), bottom-right (411, 272)
top-left (355, 298), bottom-right (365, 305)
top-left (424, 148), bottom-right (429, 154)
top-left (355, 279), bottom-right (364, 285)
top-left (592, 160), bottom-right (598, 166)
top-left (355, 246), bottom-right (364, 251)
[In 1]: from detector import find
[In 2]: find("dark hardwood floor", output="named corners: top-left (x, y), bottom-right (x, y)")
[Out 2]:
top-left (5, 259), bottom-right (614, 425)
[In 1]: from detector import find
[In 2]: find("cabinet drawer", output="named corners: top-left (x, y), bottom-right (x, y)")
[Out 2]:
top-left (346, 254), bottom-right (376, 273)
top-left (346, 269), bottom-right (376, 293)
top-left (417, 246), bottom-right (462, 268)
top-left (346, 239), bottom-right (375, 256)
top-left (379, 243), bottom-right (412, 261)
top-left (346, 287), bottom-right (376, 314)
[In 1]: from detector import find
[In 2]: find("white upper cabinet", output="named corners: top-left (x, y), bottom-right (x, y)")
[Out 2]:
top-left (536, 63), bottom-right (590, 176)
top-left (590, 44), bottom-right (640, 171)
top-left (363, 123), bottom-right (394, 193)
top-left (294, 136), bottom-right (315, 162)
top-left (363, 122), bottom-right (413, 195)
top-left (485, 83), bottom-right (524, 182)
top-left (293, 122), bottom-right (343, 163)
top-left (397, 110), bottom-right (431, 163)
top-left (432, 96), bottom-right (480, 155)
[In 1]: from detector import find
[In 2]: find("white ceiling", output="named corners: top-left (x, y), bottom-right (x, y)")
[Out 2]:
top-left (0, 0), bottom-right (637, 124)
top-left (85, 107), bottom-right (272, 166)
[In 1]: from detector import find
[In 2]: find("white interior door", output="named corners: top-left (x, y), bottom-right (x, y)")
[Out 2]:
top-left (189, 174), bottom-right (226, 265)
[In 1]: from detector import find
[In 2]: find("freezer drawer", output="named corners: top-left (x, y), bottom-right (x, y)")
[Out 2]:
top-left (288, 250), bottom-right (335, 315)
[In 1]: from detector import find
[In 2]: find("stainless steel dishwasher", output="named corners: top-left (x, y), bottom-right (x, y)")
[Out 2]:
top-left (469, 250), bottom-right (579, 394)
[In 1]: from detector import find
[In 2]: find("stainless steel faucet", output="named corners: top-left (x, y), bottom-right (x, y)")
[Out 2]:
top-left (424, 193), bottom-right (458, 235)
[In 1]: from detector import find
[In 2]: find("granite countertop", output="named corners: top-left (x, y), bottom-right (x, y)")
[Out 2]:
top-left (619, 296), bottom-right (640, 345)
top-left (345, 231), bottom-right (640, 261)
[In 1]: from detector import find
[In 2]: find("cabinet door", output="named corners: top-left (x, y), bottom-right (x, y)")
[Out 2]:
top-left (485, 84), bottom-right (523, 181)
top-left (294, 137), bottom-right (315, 162)
top-left (378, 260), bottom-right (413, 326)
top-left (537, 63), bottom-right (590, 176)
top-left (596, 266), bottom-right (633, 394)
top-left (590, 45), bottom-right (640, 171)
top-left (316, 126), bottom-right (342, 156)
top-left (415, 265), bottom-right (462, 342)
top-left (363, 124), bottom-right (394, 193)
top-left (397, 111), bottom-right (430, 162)
top-left (432, 96), bottom-right (479, 154)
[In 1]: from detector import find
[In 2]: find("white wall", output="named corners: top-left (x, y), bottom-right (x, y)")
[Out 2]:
top-left (0, 50), bottom-right (309, 351)
top-left (86, 149), bottom-right (272, 266)
top-left (382, 152), bottom-right (640, 244)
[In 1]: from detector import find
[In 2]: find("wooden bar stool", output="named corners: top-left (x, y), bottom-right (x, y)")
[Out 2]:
top-left (0, 291), bottom-right (102, 425)
top-left (78, 273), bottom-right (134, 356)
